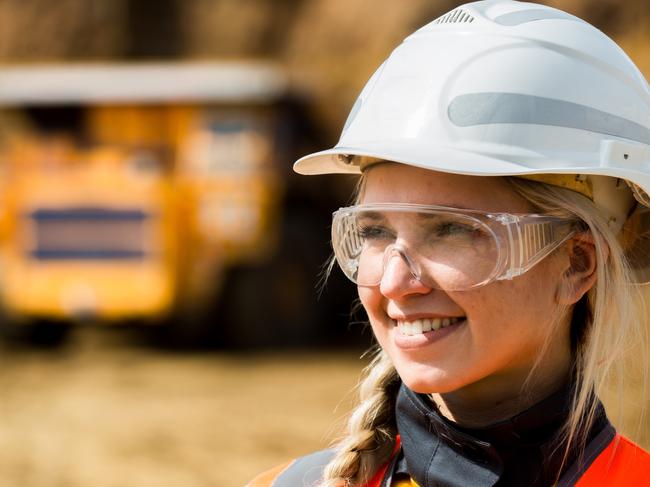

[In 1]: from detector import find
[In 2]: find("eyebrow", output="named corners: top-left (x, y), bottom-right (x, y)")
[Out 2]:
top-left (360, 201), bottom-right (478, 211)
top-left (357, 210), bottom-right (450, 222)
top-left (357, 211), bottom-right (385, 222)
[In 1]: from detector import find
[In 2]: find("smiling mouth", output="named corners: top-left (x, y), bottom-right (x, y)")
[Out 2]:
top-left (396, 317), bottom-right (465, 336)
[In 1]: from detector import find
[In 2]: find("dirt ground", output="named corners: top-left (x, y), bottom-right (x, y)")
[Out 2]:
top-left (0, 326), bottom-right (647, 487)
top-left (0, 327), bottom-right (365, 487)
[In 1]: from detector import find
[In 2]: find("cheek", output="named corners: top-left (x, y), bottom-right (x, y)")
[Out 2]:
top-left (358, 286), bottom-right (392, 342)
top-left (460, 265), bottom-right (563, 341)
top-left (467, 282), bottom-right (543, 317)
top-left (358, 286), bottom-right (383, 321)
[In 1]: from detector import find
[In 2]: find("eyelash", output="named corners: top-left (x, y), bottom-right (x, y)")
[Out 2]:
top-left (358, 222), bottom-right (480, 241)
top-left (433, 222), bottom-right (475, 237)
top-left (358, 225), bottom-right (393, 240)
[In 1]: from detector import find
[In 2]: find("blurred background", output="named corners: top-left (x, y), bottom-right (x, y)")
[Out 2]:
top-left (0, 1), bottom-right (647, 485)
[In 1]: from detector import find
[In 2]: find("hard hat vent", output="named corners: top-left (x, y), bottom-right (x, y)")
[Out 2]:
top-left (433, 8), bottom-right (474, 25)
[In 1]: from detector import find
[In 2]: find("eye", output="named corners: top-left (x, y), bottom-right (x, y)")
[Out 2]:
top-left (358, 224), bottom-right (394, 241)
top-left (433, 221), bottom-right (477, 237)
top-left (429, 220), bottom-right (489, 243)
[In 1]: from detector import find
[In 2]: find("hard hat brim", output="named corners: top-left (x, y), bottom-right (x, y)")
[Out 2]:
top-left (294, 143), bottom-right (650, 187)
top-left (294, 144), bottom-right (535, 176)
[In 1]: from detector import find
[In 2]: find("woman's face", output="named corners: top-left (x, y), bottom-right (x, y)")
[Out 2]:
top-left (359, 163), bottom-right (573, 401)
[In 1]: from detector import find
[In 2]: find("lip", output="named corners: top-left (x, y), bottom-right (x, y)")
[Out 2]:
top-left (390, 314), bottom-right (463, 321)
top-left (392, 317), bottom-right (466, 349)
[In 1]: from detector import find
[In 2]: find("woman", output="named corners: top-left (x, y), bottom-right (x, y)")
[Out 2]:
top-left (248, 1), bottom-right (650, 485)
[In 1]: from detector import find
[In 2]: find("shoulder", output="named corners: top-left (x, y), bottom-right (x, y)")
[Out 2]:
top-left (561, 428), bottom-right (650, 487)
top-left (245, 449), bottom-right (336, 487)
top-left (578, 435), bottom-right (650, 484)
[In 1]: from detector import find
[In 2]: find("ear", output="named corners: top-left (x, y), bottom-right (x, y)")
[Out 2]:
top-left (556, 232), bottom-right (601, 305)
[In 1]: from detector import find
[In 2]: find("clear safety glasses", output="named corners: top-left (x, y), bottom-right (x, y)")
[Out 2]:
top-left (331, 203), bottom-right (580, 291)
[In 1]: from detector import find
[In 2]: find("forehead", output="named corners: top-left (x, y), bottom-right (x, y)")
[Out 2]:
top-left (361, 163), bottom-right (530, 213)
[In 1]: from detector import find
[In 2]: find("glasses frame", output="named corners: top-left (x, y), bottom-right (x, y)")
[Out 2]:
top-left (331, 203), bottom-right (580, 291)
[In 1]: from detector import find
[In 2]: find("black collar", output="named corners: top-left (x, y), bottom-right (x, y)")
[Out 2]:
top-left (394, 381), bottom-right (609, 487)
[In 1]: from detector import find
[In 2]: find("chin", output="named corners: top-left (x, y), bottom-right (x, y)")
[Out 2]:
top-left (396, 362), bottom-right (464, 395)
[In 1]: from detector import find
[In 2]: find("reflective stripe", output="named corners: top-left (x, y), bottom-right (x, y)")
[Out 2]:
top-left (272, 449), bottom-right (335, 487)
top-left (448, 92), bottom-right (650, 145)
top-left (245, 460), bottom-right (294, 487)
top-left (493, 9), bottom-right (583, 26)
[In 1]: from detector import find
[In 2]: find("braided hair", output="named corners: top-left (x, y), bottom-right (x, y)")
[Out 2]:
top-left (320, 349), bottom-right (400, 486)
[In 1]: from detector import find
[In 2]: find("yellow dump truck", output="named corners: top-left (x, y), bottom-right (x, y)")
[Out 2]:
top-left (0, 62), bottom-right (287, 342)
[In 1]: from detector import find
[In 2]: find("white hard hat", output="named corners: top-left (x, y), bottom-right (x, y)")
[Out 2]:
top-left (294, 0), bottom-right (650, 234)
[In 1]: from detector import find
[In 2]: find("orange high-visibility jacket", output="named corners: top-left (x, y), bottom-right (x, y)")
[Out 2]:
top-left (246, 434), bottom-right (650, 487)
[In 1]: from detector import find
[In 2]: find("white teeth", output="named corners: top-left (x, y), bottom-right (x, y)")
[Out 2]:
top-left (421, 319), bottom-right (432, 332)
top-left (397, 317), bottom-right (464, 335)
top-left (411, 320), bottom-right (423, 335)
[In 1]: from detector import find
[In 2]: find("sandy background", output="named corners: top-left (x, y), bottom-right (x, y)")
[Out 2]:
top-left (0, 327), bottom-right (365, 487)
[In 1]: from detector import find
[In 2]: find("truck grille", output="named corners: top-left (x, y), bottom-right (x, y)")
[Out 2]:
top-left (28, 208), bottom-right (151, 260)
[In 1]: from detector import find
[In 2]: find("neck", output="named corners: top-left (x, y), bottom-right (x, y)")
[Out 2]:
top-left (431, 361), bottom-right (572, 428)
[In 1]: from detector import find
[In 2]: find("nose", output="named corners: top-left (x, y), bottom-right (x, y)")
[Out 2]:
top-left (379, 246), bottom-right (431, 298)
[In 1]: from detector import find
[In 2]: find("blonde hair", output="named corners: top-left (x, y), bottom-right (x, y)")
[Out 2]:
top-left (320, 348), bottom-right (399, 487)
top-left (508, 178), bottom-right (647, 457)
top-left (319, 175), bottom-right (647, 486)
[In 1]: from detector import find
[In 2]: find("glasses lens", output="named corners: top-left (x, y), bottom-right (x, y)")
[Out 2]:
top-left (332, 207), bottom-right (500, 290)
